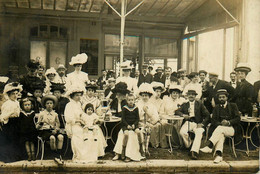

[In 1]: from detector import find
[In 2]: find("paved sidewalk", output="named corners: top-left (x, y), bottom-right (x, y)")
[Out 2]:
top-left (0, 159), bottom-right (259, 173)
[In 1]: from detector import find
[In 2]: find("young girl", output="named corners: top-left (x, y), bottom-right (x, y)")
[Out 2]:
top-left (113, 93), bottom-right (145, 162)
top-left (19, 98), bottom-right (38, 161)
top-left (36, 94), bottom-right (64, 164)
top-left (80, 103), bottom-right (107, 161)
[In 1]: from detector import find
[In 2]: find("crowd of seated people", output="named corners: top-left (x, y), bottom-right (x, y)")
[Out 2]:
top-left (0, 53), bottom-right (259, 165)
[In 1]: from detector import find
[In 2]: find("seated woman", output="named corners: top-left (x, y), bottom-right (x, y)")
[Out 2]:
top-left (136, 83), bottom-right (161, 151)
top-left (82, 81), bottom-right (102, 115)
top-left (109, 82), bottom-right (129, 117)
top-left (65, 86), bottom-right (99, 163)
top-left (36, 95), bottom-right (64, 164)
top-left (159, 84), bottom-right (186, 148)
top-left (81, 103), bottom-right (107, 161)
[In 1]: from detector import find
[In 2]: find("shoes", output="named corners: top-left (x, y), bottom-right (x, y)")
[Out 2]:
top-left (28, 156), bottom-right (32, 161)
top-left (54, 157), bottom-right (64, 165)
top-left (200, 146), bottom-right (212, 153)
top-left (214, 156), bottom-right (223, 163)
top-left (124, 157), bottom-right (131, 162)
top-left (190, 151), bottom-right (198, 160)
top-left (112, 154), bottom-right (119, 161)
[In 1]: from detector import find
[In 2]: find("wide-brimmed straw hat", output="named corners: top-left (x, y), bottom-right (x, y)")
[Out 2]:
top-left (41, 94), bottom-right (58, 108)
top-left (65, 85), bottom-right (85, 98)
top-left (168, 84), bottom-right (183, 94)
top-left (3, 82), bottom-right (23, 94)
top-left (57, 64), bottom-right (67, 71)
top-left (69, 53), bottom-right (88, 66)
top-left (138, 83), bottom-right (154, 96)
top-left (45, 67), bottom-right (57, 76)
top-left (120, 60), bottom-right (133, 70)
top-left (151, 81), bottom-right (166, 93)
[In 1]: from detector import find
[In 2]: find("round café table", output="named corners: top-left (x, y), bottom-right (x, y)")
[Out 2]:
top-left (237, 116), bottom-right (260, 156)
top-left (103, 116), bottom-right (121, 145)
top-left (165, 115), bottom-right (184, 153)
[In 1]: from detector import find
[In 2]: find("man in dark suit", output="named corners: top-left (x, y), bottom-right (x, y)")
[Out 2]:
top-left (254, 80), bottom-right (260, 103)
top-left (97, 69), bottom-right (108, 90)
top-left (232, 63), bottom-right (255, 116)
top-left (204, 72), bottom-right (234, 113)
top-left (153, 67), bottom-right (164, 83)
top-left (229, 71), bottom-right (239, 89)
top-left (200, 89), bottom-right (240, 163)
top-left (176, 90), bottom-right (210, 160)
top-left (137, 64), bottom-right (153, 87)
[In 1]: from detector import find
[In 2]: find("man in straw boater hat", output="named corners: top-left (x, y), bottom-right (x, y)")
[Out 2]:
top-left (176, 90), bottom-right (210, 160)
top-left (50, 83), bottom-right (70, 129)
top-left (200, 89), bottom-right (240, 163)
top-left (232, 63), bottom-right (255, 116)
top-left (183, 72), bottom-right (202, 100)
top-left (204, 71), bottom-right (234, 113)
top-left (56, 64), bottom-right (67, 85)
top-left (66, 53), bottom-right (89, 90)
top-left (137, 64), bottom-right (153, 87)
top-left (116, 60), bottom-right (138, 93)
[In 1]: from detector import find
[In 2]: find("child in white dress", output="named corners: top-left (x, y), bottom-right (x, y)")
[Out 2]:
top-left (80, 103), bottom-right (107, 161)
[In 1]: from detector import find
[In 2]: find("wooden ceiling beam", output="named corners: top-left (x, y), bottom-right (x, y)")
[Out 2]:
top-left (164, 0), bottom-right (182, 17)
top-left (154, 0), bottom-right (170, 16)
top-left (54, 0), bottom-right (56, 10)
top-left (28, 0), bottom-right (31, 8)
top-left (77, 0), bottom-right (82, 11)
top-left (142, 0), bottom-right (157, 16)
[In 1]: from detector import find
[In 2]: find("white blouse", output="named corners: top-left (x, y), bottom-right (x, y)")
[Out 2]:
top-left (160, 97), bottom-right (186, 117)
top-left (0, 99), bottom-right (20, 124)
top-left (66, 71), bottom-right (89, 90)
top-left (64, 100), bottom-right (84, 125)
top-left (136, 100), bottom-right (160, 125)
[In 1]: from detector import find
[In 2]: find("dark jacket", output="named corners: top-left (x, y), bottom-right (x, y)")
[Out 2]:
top-left (137, 73), bottom-right (153, 87)
top-left (97, 76), bottom-right (108, 90)
top-left (104, 87), bottom-right (116, 100)
top-left (109, 98), bottom-right (127, 118)
top-left (204, 80), bottom-right (234, 113)
top-left (231, 79), bottom-right (254, 116)
top-left (209, 102), bottom-right (241, 140)
top-left (54, 96), bottom-right (70, 128)
top-left (253, 80), bottom-right (260, 103)
top-left (121, 105), bottom-right (139, 131)
top-left (175, 100), bottom-right (210, 127)
top-left (153, 72), bottom-right (164, 83)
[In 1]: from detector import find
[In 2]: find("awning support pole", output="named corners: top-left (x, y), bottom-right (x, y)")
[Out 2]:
top-left (215, 0), bottom-right (240, 25)
top-left (104, 0), bottom-right (144, 76)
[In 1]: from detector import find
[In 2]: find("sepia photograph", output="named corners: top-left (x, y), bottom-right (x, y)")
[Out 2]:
top-left (0, 0), bottom-right (259, 173)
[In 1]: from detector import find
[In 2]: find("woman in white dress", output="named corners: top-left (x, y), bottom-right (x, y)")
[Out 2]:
top-left (160, 84), bottom-right (186, 148)
top-left (66, 53), bottom-right (89, 91)
top-left (64, 86), bottom-right (94, 163)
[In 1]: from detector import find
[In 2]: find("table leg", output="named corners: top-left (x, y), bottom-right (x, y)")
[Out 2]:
top-left (104, 122), bottom-right (109, 141)
top-left (245, 122), bottom-right (250, 156)
top-left (110, 121), bottom-right (121, 144)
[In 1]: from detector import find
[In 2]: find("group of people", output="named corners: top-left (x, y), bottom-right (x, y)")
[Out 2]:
top-left (0, 52), bottom-right (259, 164)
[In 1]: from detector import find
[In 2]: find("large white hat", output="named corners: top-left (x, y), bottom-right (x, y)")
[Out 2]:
top-left (234, 62), bottom-right (251, 72)
top-left (45, 67), bottom-right (57, 76)
top-left (57, 64), bottom-right (67, 70)
top-left (138, 83), bottom-right (154, 96)
top-left (3, 82), bottom-right (23, 94)
top-left (120, 60), bottom-right (133, 70)
top-left (168, 84), bottom-right (183, 93)
top-left (65, 85), bottom-right (85, 98)
top-left (69, 53), bottom-right (88, 66)
top-left (151, 81), bottom-right (166, 93)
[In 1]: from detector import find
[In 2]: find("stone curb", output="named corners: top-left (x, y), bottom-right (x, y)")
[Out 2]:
top-left (0, 160), bottom-right (258, 173)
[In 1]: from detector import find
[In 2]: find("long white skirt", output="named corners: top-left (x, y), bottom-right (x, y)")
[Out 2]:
top-left (113, 129), bottom-right (144, 161)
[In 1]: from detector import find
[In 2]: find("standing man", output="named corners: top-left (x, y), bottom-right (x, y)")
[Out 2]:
top-left (200, 89), bottom-right (240, 163)
top-left (176, 90), bottom-right (210, 160)
top-left (153, 67), bottom-right (164, 83)
top-left (137, 64), bottom-right (153, 87)
top-left (204, 72), bottom-right (234, 113)
top-left (232, 63), bottom-right (255, 116)
top-left (177, 68), bottom-right (190, 89)
top-left (97, 69), bottom-right (108, 90)
top-left (56, 64), bottom-right (67, 85)
top-left (229, 72), bottom-right (238, 89)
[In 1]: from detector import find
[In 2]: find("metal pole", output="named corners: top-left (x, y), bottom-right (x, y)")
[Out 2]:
top-left (120, 0), bottom-right (125, 77)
